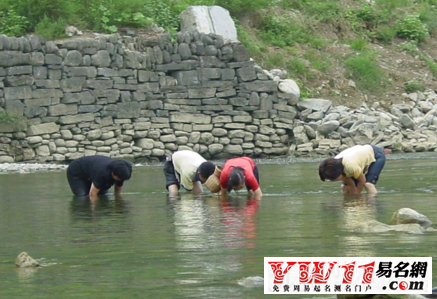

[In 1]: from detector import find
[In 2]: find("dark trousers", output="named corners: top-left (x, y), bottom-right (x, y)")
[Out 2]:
top-left (246, 166), bottom-right (260, 191)
top-left (349, 145), bottom-right (386, 186)
top-left (163, 160), bottom-right (180, 190)
top-left (366, 145), bottom-right (386, 185)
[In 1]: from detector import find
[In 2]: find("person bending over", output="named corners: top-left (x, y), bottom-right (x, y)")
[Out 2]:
top-left (67, 155), bottom-right (132, 200)
top-left (219, 157), bottom-right (262, 197)
top-left (164, 150), bottom-right (215, 194)
top-left (318, 144), bottom-right (387, 195)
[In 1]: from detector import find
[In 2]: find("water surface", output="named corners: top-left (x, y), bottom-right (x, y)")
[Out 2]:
top-left (0, 153), bottom-right (436, 298)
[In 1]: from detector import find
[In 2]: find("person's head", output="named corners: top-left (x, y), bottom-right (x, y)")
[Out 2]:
top-left (109, 159), bottom-right (132, 181)
top-left (318, 158), bottom-right (344, 181)
top-left (228, 167), bottom-right (245, 192)
top-left (197, 161), bottom-right (216, 182)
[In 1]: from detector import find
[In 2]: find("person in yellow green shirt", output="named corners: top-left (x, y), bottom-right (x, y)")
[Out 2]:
top-left (164, 150), bottom-right (215, 194)
top-left (318, 144), bottom-right (388, 195)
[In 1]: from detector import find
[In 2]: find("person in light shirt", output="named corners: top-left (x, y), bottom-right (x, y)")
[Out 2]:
top-left (163, 150), bottom-right (215, 194)
top-left (318, 144), bottom-right (388, 195)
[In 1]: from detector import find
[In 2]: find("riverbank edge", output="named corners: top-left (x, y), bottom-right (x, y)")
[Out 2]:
top-left (2, 152), bottom-right (437, 174)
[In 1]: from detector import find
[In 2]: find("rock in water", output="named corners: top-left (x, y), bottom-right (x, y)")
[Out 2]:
top-left (15, 252), bottom-right (39, 268)
top-left (391, 208), bottom-right (433, 228)
top-left (238, 276), bottom-right (264, 288)
top-left (354, 220), bottom-right (425, 234)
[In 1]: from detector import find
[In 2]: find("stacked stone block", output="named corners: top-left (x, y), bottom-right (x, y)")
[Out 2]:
top-left (0, 32), bottom-right (294, 163)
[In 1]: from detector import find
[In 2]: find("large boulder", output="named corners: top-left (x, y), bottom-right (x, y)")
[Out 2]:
top-left (179, 6), bottom-right (238, 43)
top-left (391, 208), bottom-right (433, 228)
top-left (278, 79), bottom-right (300, 104)
top-left (353, 220), bottom-right (425, 234)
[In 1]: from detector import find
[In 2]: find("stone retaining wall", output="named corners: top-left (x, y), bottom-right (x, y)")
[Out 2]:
top-left (2, 31), bottom-right (436, 164)
top-left (0, 32), bottom-right (297, 163)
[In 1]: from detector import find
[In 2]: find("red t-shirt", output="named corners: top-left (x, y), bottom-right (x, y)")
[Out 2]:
top-left (220, 157), bottom-right (259, 191)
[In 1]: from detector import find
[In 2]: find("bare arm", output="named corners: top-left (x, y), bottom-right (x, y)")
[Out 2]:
top-left (89, 183), bottom-right (100, 201)
top-left (220, 187), bottom-right (229, 198)
top-left (253, 187), bottom-right (263, 198)
top-left (355, 173), bottom-right (366, 194)
top-left (192, 181), bottom-right (203, 194)
top-left (341, 176), bottom-right (357, 194)
top-left (114, 184), bottom-right (123, 194)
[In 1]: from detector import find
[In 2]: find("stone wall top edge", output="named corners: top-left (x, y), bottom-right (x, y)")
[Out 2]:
top-left (0, 29), bottom-right (242, 53)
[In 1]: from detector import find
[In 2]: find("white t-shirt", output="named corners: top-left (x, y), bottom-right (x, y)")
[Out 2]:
top-left (172, 150), bottom-right (206, 190)
top-left (335, 145), bottom-right (375, 179)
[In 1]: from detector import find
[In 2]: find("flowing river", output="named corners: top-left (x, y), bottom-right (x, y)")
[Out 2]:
top-left (0, 153), bottom-right (436, 298)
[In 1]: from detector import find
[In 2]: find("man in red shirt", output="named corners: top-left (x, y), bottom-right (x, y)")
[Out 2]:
top-left (219, 157), bottom-right (262, 197)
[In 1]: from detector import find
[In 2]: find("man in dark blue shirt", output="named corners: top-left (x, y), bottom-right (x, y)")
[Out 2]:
top-left (67, 155), bottom-right (132, 199)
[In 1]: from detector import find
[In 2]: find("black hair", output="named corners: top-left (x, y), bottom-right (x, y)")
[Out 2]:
top-left (198, 161), bottom-right (215, 179)
top-left (318, 158), bottom-right (344, 181)
top-left (228, 167), bottom-right (245, 192)
top-left (109, 159), bottom-right (132, 181)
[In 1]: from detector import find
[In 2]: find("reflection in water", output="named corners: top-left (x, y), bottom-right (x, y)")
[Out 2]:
top-left (340, 194), bottom-right (379, 257)
top-left (68, 195), bottom-right (130, 242)
top-left (170, 194), bottom-right (261, 297)
top-left (172, 193), bottom-right (221, 251)
top-left (69, 194), bottom-right (128, 222)
top-left (219, 196), bottom-right (260, 249)
top-left (16, 267), bottom-right (39, 280)
top-left (342, 195), bottom-right (378, 227)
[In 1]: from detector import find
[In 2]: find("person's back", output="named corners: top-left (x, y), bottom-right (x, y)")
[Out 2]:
top-left (164, 150), bottom-right (215, 194)
top-left (69, 155), bottom-right (111, 176)
top-left (68, 155), bottom-right (114, 191)
top-left (172, 150), bottom-right (206, 190)
top-left (335, 145), bottom-right (376, 178)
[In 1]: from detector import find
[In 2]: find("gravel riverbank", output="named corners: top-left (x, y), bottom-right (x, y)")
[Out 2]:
top-left (0, 163), bottom-right (68, 174)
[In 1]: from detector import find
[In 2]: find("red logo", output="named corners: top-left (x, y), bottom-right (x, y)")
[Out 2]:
top-left (268, 261), bottom-right (375, 284)
top-left (399, 281), bottom-right (409, 290)
top-left (264, 257), bottom-right (432, 295)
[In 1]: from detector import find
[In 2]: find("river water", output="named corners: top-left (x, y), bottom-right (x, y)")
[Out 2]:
top-left (0, 153), bottom-right (436, 298)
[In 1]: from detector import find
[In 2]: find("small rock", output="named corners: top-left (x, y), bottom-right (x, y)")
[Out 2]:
top-left (65, 26), bottom-right (82, 37)
top-left (270, 69), bottom-right (286, 78)
top-left (15, 252), bottom-right (39, 268)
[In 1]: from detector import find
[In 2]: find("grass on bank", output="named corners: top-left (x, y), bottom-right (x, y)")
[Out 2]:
top-left (0, 111), bottom-right (27, 131)
top-left (0, 0), bottom-right (436, 96)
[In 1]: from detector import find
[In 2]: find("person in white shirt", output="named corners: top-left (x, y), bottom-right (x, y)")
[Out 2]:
top-left (163, 150), bottom-right (216, 194)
